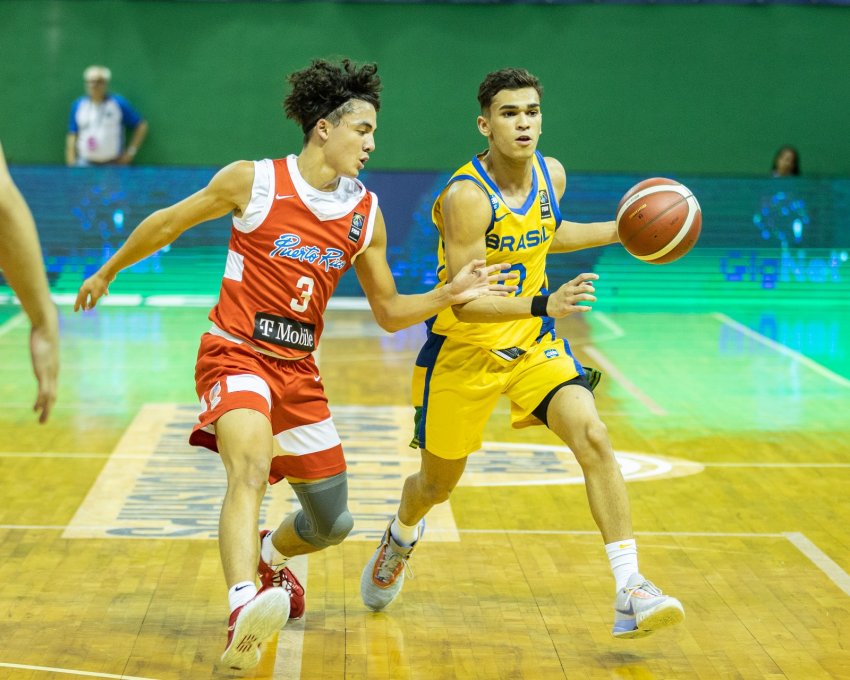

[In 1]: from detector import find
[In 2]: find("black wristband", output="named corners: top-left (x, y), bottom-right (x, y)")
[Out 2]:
top-left (530, 295), bottom-right (550, 317)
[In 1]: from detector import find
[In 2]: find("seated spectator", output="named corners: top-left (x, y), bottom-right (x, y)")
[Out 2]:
top-left (772, 145), bottom-right (800, 177)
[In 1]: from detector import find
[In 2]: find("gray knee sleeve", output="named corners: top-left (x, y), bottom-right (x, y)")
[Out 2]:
top-left (292, 471), bottom-right (353, 548)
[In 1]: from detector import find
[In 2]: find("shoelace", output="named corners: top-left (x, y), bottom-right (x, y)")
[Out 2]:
top-left (268, 566), bottom-right (304, 597)
top-left (622, 579), bottom-right (662, 607)
top-left (376, 542), bottom-right (415, 583)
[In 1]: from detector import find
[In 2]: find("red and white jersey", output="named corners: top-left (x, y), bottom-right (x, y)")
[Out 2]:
top-left (208, 155), bottom-right (377, 359)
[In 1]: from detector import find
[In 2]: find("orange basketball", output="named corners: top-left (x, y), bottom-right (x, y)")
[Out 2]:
top-left (616, 178), bottom-right (701, 264)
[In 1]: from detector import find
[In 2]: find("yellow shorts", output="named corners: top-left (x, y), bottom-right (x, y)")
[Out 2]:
top-left (411, 333), bottom-right (586, 459)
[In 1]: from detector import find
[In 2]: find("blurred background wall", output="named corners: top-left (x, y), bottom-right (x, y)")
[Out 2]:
top-left (2, 0), bottom-right (849, 175)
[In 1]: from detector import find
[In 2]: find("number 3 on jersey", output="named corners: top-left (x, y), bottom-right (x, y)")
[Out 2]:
top-left (290, 276), bottom-right (314, 312)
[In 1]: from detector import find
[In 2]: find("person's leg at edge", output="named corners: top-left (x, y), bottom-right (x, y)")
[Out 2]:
top-left (215, 407), bottom-right (290, 669)
top-left (395, 449), bottom-right (467, 543)
top-left (262, 470), bottom-right (355, 563)
top-left (546, 384), bottom-right (683, 637)
top-left (216, 408), bottom-right (275, 592)
top-left (546, 385), bottom-right (634, 555)
top-left (360, 450), bottom-right (467, 611)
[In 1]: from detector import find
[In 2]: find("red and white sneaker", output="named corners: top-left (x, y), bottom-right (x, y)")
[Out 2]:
top-left (220, 588), bottom-right (289, 670)
top-left (258, 529), bottom-right (306, 619)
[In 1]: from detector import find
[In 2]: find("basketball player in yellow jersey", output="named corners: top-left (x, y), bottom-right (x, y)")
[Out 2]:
top-left (362, 68), bottom-right (684, 639)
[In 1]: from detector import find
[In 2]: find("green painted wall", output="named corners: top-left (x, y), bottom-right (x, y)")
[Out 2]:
top-left (2, 0), bottom-right (848, 175)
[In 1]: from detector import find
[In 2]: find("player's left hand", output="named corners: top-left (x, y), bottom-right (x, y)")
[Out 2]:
top-left (447, 259), bottom-right (517, 304)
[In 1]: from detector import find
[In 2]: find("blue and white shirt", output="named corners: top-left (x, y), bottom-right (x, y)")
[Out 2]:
top-left (68, 94), bottom-right (143, 163)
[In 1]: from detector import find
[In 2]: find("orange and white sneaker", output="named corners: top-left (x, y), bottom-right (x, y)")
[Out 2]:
top-left (220, 588), bottom-right (289, 670)
top-left (612, 573), bottom-right (684, 639)
top-left (258, 529), bottom-right (306, 619)
top-left (360, 519), bottom-right (424, 611)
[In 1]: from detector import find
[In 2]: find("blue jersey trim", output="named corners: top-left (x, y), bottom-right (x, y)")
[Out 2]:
top-left (446, 173), bottom-right (495, 232)
top-left (534, 283), bottom-right (556, 340)
top-left (68, 97), bottom-right (85, 133)
top-left (415, 329), bottom-right (447, 450)
top-left (470, 155), bottom-right (539, 216)
top-left (112, 94), bottom-right (143, 129)
top-left (535, 150), bottom-right (562, 226)
top-left (562, 338), bottom-right (584, 375)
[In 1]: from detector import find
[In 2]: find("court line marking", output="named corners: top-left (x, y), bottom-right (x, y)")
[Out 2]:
top-left (454, 529), bottom-right (850, 600)
top-left (714, 313), bottom-right (850, 388)
top-left (581, 346), bottom-right (668, 415)
top-left (783, 532), bottom-right (850, 598)
top-left (273, 555), bottom-right (308, 680)
top-left (591, 311), bottom-right (625, 341)
top-left (0, 312), bottom-right (25, 336)
top-left (3, 451), bottom-right (850, 470)
top-left (700, 462), bottom-right (850, 468)
top-left (39, 293), bottom-right (374, 310)
top-left (0, 662), bottom-right (159, 679)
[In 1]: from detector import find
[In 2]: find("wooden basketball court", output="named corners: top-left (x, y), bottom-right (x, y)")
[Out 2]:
top-left (1, 303), bottom-right (848, 679)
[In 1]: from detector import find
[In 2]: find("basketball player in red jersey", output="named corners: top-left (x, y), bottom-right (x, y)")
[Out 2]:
top-left (74, 59), bottom-right (515, 671)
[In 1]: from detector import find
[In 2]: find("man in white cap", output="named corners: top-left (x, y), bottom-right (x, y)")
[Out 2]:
top-left (65, 65), bottom-right (149, 166)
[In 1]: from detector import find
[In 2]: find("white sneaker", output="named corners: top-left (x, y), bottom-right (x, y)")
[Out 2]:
top-left (220, 588), bottom-right (290, 670)
top-left (360, 519), bottom-right (424, 611)
top-left (612, 573), bottom-right (684, 639)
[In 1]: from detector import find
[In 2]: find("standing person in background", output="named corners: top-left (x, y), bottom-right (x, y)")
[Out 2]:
top-left (771, 145), bottom-right (801, 177)
top-left (0, 141), bottom-right (59, 423)
top-left (74, 58), bottom-right (515, 672)
top-left (66, 65), bottom-right (148, 166)
top-left (361, 67), bottom-right (684, 641)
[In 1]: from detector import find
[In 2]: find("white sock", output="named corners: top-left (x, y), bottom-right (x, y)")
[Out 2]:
top-left (390, 514), bottom-right (421, 547)
top-left (605, 539), bottom-right (639, 591)
top-left (228, 581), bottom-right (257, 612)
top-left (261, 530), bottom-right (289, 569)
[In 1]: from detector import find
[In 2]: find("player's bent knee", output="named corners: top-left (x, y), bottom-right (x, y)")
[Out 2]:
top-left (224, 462), bottom-right (272, 492)
top-left (294, 508), bottom-right (353, 548)
top-left (419, 479), bottom-right (454, 506)
top-left (584, 420), bottom-right (610, 450)
top-left (324, 510), bottom-right (354, 546)
top-left (291, 471), bottom-right (353, 548)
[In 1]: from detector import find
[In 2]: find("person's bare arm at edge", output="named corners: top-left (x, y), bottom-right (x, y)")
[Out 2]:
top-left (74, 161), bottom-right (254, 311)
top-left (0, 141), bottom-right (59, 423)
top-left (443, 179), bottom-right (598, 323)
top-left (353, 207), bottom-right (515, 333)
top-left (545, 156), bottom-right (619, 254)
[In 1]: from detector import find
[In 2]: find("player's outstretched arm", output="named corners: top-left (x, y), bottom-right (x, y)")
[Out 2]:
top-left (74, 161), bottom-right (253, 311)
top-left (354, 208), bottom-right (515, 333)
top-left (542, 156), bottom-right (619, 254)
top-left (0, 141), bottom-right (59, 423)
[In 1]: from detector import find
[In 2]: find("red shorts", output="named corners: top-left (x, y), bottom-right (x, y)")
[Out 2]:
top-left (189, 333), bottom-right (346, 483)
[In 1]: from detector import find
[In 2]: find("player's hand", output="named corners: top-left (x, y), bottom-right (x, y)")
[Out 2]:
top-left (546, 273), bottom-right (599, 318)
top-left (446, 260), bottom-right (518, 305)
top-left (74, 271), bottom-right (113, 311)
top-left (30, 322), bottom-right (59, 424)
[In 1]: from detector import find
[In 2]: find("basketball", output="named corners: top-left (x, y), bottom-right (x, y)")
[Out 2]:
top-left (616, 178), bottom-right (702, 264)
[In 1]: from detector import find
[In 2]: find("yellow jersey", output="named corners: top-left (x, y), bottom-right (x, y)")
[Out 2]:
top-left (429, 150), bottom-right (562, 353)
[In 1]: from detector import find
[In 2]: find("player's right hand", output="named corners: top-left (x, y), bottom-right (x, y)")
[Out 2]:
top-left (74, 272), bottom-right (113, 311)
top-left (30, 323), bottom-right (59, 424)
top-left (547, 272), bottom-right (599, 318)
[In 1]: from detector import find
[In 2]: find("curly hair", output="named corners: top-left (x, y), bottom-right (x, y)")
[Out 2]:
top-left (284, 59), bottom-right (381, 141)
top-left (477, 68), bottom-right (542, 113)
